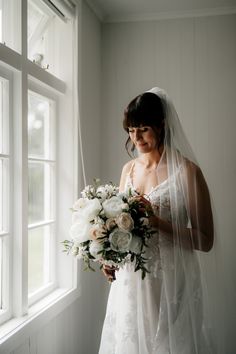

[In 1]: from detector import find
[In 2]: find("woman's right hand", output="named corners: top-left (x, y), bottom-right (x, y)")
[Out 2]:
top-left (102, 265), bottom-right (118, 283)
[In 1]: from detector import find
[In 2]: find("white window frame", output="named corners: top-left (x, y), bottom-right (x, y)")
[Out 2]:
top-left (0, 65), bottom-right (13, 326)
top-left (0, 0), bottom-right (79, 349)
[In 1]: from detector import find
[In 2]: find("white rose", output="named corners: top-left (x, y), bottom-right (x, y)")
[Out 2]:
top-left (116, 212), bottom-right (134, 231)
top-left (89, 241), bottom-right (103, 260)
top-left (73, 198), bottom-right (102, 222)
top-left (102, 196), bottom-right (127, 218)
top-left (70, 219), bottom-right (91, 243)
top-left (90, 224), bottom-right (107, 240)
top-left (129, 235), bottom-right (142, 254)
top-left (109, 228), bottom-right (132, 253)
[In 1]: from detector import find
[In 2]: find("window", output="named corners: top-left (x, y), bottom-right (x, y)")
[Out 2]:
top-left (0, 0), bottom-right (78, 342)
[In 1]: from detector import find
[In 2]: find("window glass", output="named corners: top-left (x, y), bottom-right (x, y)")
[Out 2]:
top-left (0, 0), bottom-right (21, 53)
top-left (28, 225), bottom-right (52, 294)
top-left (28, 0), bottom-right (68, 79)
top-left (0, 238), bottom-right (2, 309)
top-left (28, 92), bottom-right (50, 159)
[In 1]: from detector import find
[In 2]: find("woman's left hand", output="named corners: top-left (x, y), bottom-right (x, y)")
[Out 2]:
top-left (132, 195), bottom-right (153, 213)
top-left (132, 195), bottom-right (160, 228)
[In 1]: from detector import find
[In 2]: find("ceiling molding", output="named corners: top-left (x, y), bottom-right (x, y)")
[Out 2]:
top-left (85, 0), bottom-right (105, 21)
top-left (86, 2), bottom-right (236, 24)
top-left (104, 6), bottom-right (236, 23)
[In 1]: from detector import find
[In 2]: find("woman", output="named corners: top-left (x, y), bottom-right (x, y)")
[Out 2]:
top-left (99, 87), bottom-right (214, 354)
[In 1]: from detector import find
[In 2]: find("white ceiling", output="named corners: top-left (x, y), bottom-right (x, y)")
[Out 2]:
top-left (86, 0), bottom-right (236, 22)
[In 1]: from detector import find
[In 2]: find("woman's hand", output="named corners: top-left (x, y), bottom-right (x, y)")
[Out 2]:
top-left (132, 195), bottom-right (160, 228)
top-left (132, 195), bottom-right (153, 214)
top-left (102, 265), bottom-right (118, 283)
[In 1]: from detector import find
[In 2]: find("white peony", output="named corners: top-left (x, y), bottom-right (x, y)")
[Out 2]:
top-left (129, 235), bottom-right (142, 254)
top-left (116, 212), bottom-right (134, 231)
top-left (89, 241), bottom-right (103, 260)
top-left (73, 198), bottom-right (87, 211)
top-left (70, 219), bottom-right (92, 243)
top-left (73, 198), bottom-right (102, 222)
top-left (109, 228), bottom-right (132, 253)
top-left (102, 196), bottom-right (127, 218)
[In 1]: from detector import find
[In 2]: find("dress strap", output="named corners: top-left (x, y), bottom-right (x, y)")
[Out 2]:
top-left (127, 160), bottom-right (135, 179)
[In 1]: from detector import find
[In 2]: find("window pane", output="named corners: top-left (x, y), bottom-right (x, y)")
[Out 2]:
top-left (0, 157), bottom-right (9, 233)
top-left (28, 162), bottom-right (53, 224)
top-left (28, 225), bottom-right (52, 294)
top-left (0, 160), bottom-right (2, 232)
top-left (0, 0), bottom-right (21, 53)
top-left (28, 0), bottom-right (68, 79)
top-left (28, 92), bottom-right (51, 159)
top-left (0, 236), bottom-right (9, 311)
top-left (0, 79), bottom-right (2, 153)
top-left (0, 77), bottom-right (9, 155)
top-left (0, 238), bottom-right (2, 308)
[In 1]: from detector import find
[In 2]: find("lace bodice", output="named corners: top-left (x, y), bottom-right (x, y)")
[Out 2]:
top-left (124, 169), bottom-right (189, 277)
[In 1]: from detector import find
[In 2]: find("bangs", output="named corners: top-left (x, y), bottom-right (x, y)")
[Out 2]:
top-left (123, 92), bottom-right (164, 131)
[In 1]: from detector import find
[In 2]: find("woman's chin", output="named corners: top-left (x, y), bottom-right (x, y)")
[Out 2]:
top-left (136, 145), bottom-right (153, 153)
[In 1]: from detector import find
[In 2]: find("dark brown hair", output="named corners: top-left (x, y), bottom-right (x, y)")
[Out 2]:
top-left (123, 92), bottom-right (165, 156)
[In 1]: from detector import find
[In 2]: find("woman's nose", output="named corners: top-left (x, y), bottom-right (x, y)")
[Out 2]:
top-left (134, 130), bottom-right (142, 140)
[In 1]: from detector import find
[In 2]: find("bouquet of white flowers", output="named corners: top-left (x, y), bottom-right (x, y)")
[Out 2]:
top-left (62, 179), bottom-right (155, 279)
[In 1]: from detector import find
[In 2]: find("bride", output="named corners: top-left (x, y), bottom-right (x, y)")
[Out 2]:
top-left (98, 87), bottom-right (214, 354)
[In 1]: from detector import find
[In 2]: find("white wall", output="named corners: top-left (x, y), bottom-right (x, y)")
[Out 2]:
top-left (101, 14), bottom-right (236, 353)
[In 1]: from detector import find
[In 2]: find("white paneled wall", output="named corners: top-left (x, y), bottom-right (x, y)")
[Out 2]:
top-left (101, 14), bottom-right (236, 353)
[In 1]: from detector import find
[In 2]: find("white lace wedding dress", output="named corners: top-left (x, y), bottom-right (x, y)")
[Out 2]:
top-left (98, 170), bottom-right (211, 354)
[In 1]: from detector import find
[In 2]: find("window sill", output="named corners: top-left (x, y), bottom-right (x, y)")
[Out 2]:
top-left (0, 286), bottom-right (80, 353)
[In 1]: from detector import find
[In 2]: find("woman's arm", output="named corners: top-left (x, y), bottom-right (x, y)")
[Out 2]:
top-left (184, 162), bottom-right (214, 252)
top-left (137, 162), bottom-right (214, 252)
top-left (119, 160), bottom-right (133, 192)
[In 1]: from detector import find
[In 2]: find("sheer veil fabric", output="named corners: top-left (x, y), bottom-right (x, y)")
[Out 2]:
top-left (146, 87), bottom-right (216, 353)
top-left (99, 87), bottom-right (221, 354)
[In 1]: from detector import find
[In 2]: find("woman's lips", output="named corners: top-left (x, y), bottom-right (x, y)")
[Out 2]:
top-left (136, 143), bottom-right (147, 147)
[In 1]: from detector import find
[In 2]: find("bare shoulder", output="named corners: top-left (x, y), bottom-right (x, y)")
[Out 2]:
top-left (121, 159), bottom-right (134, 174)
top-left (119, 159), bottom-right (135, 192)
